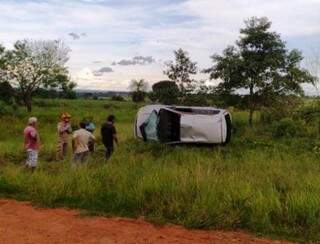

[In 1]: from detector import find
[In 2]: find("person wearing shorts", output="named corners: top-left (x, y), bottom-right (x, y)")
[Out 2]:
top-left (23, 117), bottom-right (40, 171)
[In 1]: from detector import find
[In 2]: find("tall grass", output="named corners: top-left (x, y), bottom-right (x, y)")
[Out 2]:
top-left (0, 99), bottom-right (319, 241)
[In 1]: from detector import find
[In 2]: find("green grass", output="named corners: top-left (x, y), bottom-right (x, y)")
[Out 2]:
top-left (0, 98), bottom-right (319, 242)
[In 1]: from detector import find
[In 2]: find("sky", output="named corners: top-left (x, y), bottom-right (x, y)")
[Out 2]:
top-left (0, 0), bottom-right (319, 93)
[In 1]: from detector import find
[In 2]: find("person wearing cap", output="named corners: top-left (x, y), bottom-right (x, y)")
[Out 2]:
top-left (56, 113), bottom-right (72, 160)
top-left (23, 117), bottom-right (40, 171)
top-left (85, 121), bottom-right (96, 152)
top-left (72, 122), bottom-right (96, 165)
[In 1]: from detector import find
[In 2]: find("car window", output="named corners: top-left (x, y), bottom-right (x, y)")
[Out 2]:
top-left (143, 110), bottom-right (159, 141)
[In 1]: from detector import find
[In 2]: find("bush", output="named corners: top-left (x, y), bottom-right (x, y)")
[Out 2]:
top-left (0, 102), bottom-right (24, 118)
top-left (212, 93), bottom-right (246, 108)
top-left (33, 99), bottom-right (63, 108)
top-left (272, 118), bottom-right (305, 138)
top-left (260, 96), bottom-right (302, 124)
top-left (0, 81), bottom-right (15, 105)
top-left (151, 80), bottom-right (179, 105)
top-left (111, 95), bottom-right (125, 102)
top-left (296, 100), bottom-right (320, 135)
top-left (180, 94), bottom-right (211, 106)
top-left (0, 104), bottom-right (8, 116)
top-left (131, 91), bottom-right (147, 103)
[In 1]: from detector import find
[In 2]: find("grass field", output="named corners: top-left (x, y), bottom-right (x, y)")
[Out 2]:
top-left (0, 99), bottom-right (320, 242)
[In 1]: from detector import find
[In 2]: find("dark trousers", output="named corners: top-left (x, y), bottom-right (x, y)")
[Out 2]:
top-left (88, 141), bottom-right (95, 152)
top-left (105, 147), bottom-right (114, 159)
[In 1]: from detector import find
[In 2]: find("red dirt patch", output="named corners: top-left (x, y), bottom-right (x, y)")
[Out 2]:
top-left (0, 199), bottom-right (289, 243)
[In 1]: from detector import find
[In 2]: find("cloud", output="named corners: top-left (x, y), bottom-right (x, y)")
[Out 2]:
top-left (93, 66), bottom-right (114, 76)
top-left (69, 32), bottom-right (87, 40)
top-left (115, 56), bottom-right (155, 66)
top-left (98, 67), bottom-right (113, 73)
top-left (69, 33), bottom-right (80, 40)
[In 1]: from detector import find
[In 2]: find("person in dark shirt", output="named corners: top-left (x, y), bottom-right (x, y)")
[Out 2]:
top-left (101, 115), bottom-right (118, 159)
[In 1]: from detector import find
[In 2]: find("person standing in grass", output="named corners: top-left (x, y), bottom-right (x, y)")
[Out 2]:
top-left (101, 115), bottom-right (118, 160)
top-left (84, 117), bottom-right (96, 153)
top-left (72, 122), bottom-right (96, 165)
top-left (56, 112), bottom-right (72, 160)
top-left (23, 117), bottom-right (40, 172)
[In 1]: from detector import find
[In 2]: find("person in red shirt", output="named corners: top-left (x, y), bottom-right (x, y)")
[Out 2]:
top-left (23, 117), bottom-right (40, 171)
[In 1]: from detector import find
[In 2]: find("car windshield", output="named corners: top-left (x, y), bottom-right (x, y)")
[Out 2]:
top-left (143, 110), bottom-right (159, 141)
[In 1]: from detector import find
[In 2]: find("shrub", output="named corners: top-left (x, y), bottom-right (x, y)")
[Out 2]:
top-left (260, 96), bottom-right (302, 124)
top-left (296, 100), bottom-right (320, 135)
top-left (103, 104), bottom-right (120, 110)
top-left (131, 91), bottom-right (147, 103)
top-left (272, 118), bottom-right (304, 138)
top-left (33, 99), bottom-right (63, 108)
top-left (151, 80), bottom-right (179, 105)
top-left (0, 81), bottom-right (15, 105)
top-left (180, 94), bottom-right (210, 106)
top-left (111, 95), bottom-right (125, 102)
top-left (212, 92), bottom-right (246, 108)
top-left (0, 102), bottom-right (24, 118)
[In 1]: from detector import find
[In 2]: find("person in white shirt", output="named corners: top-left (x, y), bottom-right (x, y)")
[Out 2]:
top-left (72, 122), bottom-right (96, 164)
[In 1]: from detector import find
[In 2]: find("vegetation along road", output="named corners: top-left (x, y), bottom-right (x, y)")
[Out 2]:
top-left (0, 99), bottom-right (319, 242)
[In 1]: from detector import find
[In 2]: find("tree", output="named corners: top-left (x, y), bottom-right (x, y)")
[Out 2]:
top-left (5, 39), bottom-right (72, 111)
top-left (129, 79), bottom-right (148, 102)
top-left (150, 80), bottom-right (179, 105)
top-left (164, 48), bottom-right (197, 96)
top-left (0, 45), bottom-right (16, 105)
top-left (60, 79), bottom-right (77, 99)
top-left (53, 73), bottom-right (77, 99)
top-left (0, 81), bottom-right (15, 104)
top-left (205, 17), bottom-right (316, 125)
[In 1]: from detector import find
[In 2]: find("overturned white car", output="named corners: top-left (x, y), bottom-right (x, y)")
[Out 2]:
top-left (134, 105), bottom-right (232, 145)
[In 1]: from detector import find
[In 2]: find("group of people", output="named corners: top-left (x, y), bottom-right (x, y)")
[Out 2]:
top-left (23, 113), bottom-right (118, 171)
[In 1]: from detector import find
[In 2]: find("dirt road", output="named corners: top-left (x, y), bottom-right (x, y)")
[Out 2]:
top-left (0, 199), bottom-right (288, 244)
